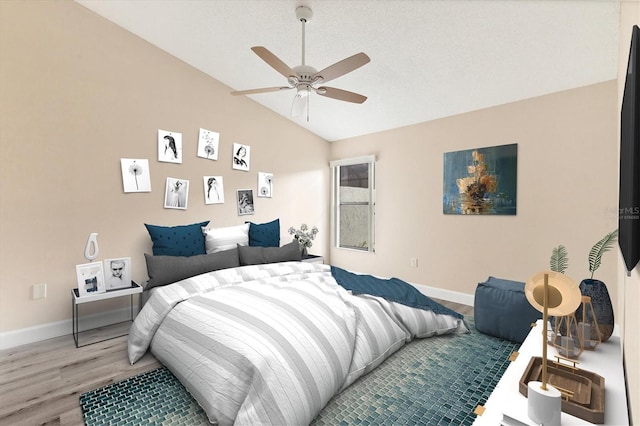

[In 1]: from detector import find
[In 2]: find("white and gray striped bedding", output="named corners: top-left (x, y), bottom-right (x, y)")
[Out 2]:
top-left (128, 262), bottom-right (466, 425)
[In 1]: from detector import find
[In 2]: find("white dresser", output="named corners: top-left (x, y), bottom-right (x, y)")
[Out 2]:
top-left (473, 319), bottom-right (629, 425)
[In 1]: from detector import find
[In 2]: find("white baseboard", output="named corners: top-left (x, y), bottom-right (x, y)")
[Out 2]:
top-left (0, 306), bottom-right (139, 350)
top-left (412, 283), bottom-right (475, 307)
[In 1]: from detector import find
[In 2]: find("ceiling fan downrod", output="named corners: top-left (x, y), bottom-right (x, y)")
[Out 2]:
top-left (296, 6), bottom-right (312, 67)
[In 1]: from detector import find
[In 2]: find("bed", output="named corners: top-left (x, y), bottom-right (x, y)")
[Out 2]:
top-left (128, 260), bottom-right (467, 426)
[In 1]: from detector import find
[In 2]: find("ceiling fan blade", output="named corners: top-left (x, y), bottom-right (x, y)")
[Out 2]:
top-left (251, 46), bottom-right (295, 79)
top-left (231, 86), bottom-right (292, 96)
top-left (314, 52), bottom-right (370, 84)
top-left (317, 87), bottom-right (367, 104)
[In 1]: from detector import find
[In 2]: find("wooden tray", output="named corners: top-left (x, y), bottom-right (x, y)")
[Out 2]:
top-left (519, 357), bottom-right (605, 424)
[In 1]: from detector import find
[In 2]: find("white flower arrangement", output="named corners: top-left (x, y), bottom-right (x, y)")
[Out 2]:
top-left (288, 224), bottom-right (319, 248)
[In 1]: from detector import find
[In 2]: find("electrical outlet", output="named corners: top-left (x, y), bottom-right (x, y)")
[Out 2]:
top-left (410, 258), bottom-right (418, 268)
top-left (33, 283), bottom-right (47, 299)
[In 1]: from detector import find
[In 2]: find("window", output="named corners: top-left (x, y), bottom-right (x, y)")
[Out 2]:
top-left (330, 156), bottom-right (375, 252)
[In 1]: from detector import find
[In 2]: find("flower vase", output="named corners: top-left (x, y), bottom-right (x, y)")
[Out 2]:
top-left (577, 279), bottom-right (614, 342)
top-left (302, 246), bottom-right (308, 257)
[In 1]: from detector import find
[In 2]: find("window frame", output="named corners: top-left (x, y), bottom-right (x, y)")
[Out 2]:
top-left (330, 155), bottom-right (376, 253)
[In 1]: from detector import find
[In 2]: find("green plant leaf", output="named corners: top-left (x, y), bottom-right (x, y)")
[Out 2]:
top-left (588, 230), bottom-right (618, 279)
top-left (550, 245), bottom-right (569, 273)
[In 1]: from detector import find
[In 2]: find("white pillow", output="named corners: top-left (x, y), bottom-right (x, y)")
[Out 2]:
top-left (203, 223), bottom-right (249, 253)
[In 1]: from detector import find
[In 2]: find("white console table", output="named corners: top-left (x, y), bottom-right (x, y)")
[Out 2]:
top-left (473, 319), bottom-right (628, 425)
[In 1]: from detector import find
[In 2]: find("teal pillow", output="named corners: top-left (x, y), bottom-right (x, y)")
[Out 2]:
top-left (144, 221), bottom-right (209, 256)
top-left (247, 219), bottom-right (280, 247)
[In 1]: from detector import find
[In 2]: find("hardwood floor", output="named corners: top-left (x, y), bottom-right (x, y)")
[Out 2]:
top-left (0, 335), bottom-right (161, 426)
top-left (0, 299), bottom-right (472, 426)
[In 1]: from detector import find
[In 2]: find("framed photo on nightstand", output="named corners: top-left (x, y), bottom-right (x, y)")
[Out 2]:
top-left (76, 262), bottom-right (106, 297)
top-left (103, 257), bottom-right (131, 291)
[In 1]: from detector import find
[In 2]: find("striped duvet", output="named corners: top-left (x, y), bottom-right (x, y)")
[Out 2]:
top-left (128, 262), bottom-right (466, 425)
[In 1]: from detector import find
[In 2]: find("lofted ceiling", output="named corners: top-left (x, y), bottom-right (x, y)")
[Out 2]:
top-left (75, 0), bottom-right (620, 142)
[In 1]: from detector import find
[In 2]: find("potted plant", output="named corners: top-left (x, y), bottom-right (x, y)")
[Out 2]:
top-left (288, 224), bottom-right (319, 257)
top-left (548, 230), bottom-right (618, 341)
top-left (579, 230), bottom-right (617, 341)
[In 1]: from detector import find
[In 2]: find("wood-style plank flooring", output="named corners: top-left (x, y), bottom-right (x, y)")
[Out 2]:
top-left (0, 299), bottom-right (472, 426)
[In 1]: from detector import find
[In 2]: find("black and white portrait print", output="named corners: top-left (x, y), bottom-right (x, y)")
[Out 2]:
top-left (232, 143), bottom-right (250, 171)
top-left (203, 175), bottom-right (224, 204)
top-left (158, 129), bottom-right (182, 163)
top-left (237, 189), bottom-right (254, 215)
top-left (164, 177), bottom-right (189, 209)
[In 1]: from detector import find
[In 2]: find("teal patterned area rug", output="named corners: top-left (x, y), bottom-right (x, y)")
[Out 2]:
top-left (80, 317), bottom-right (520, 425)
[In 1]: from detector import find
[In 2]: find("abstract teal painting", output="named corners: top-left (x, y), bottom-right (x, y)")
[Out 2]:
top-left (443, 143), bottom-right (517, 215)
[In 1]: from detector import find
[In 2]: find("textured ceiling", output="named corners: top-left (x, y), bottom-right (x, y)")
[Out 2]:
top-left (75, 0), bottom-right (620, 142)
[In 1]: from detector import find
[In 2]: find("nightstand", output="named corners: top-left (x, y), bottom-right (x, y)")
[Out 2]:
top-left (301, 254), bottom-right (324, 264)
top-left (71, 282), bottom-right (142, 347)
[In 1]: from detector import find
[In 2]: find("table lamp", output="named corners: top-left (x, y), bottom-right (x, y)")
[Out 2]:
top-left (524, 270), bottom-right (582, 425)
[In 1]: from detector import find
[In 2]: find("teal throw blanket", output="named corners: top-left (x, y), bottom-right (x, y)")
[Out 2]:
top-left (330, 266), bottom-right (463, 320)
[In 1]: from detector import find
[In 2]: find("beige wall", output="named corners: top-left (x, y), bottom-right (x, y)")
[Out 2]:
top-left (0, 0), bottom-right (329, 333)
top-left (330, 81), bottom-right (619, 299)
top-left (1, 1), bottom-right (636, 421)
top-left (618, 2), bottom-right (639, 423)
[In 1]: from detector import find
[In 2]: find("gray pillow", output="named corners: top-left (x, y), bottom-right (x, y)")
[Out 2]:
top-left (145, 248), bottom-right (240, 289)
top-left (237, 240), bottom-right (302, 265)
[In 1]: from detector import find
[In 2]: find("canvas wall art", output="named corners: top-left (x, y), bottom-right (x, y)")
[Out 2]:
top-left (443, 143), bottom-right (517, 215)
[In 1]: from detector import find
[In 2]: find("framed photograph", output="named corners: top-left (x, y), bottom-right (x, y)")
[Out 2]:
top-left (257, 172), bottom-right (273, 198)
top-left (120, 158), bottom-right (151, 193)
top-left (203, 176), bottom-right (224, 204)
top-left (158, 129), bottom-right (182, 163)
top-left (237, 189), bottom-right (254, 215)
top-left (443, 143), bottom-right (517, 215)
top-left (197, 128), bottom-right (220, 160)
top-left (76, 262), bottom-right (106, 297)
top-left (164, 177), bottom-right (189, 209)
top-left (232, 143), bottom-right (250, 171)
top-left (103, 257), bottom-right (132, 291)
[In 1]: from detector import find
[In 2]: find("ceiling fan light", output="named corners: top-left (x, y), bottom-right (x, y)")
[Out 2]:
top-left (297, 85), bottom-right (310, 97)
top-left (291, 93), bottom-right (307, 117)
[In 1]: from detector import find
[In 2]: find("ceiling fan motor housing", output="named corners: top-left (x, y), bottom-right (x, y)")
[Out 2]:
top-left (292, 65), bottom-right (319, 82)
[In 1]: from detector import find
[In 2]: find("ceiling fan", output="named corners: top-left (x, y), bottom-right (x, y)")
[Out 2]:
top-left (231, 5), bottom-right (370, 119)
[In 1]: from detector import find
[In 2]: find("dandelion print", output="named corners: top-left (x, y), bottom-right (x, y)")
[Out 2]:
top-left (120, 159), bottom-right (151, 192)
top-left (258, 172), bottom-right (273, 198)
top-left (129, 161), bottom-right (142, 190)
top-left (198, 128), bottom-right (220, 160)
